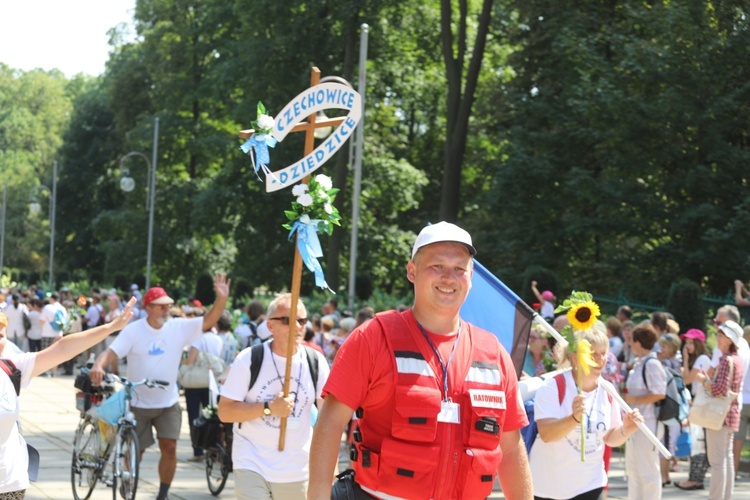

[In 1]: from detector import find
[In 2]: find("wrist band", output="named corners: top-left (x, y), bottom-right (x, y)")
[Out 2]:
top-left (571, 414), bottom-right (580, 423)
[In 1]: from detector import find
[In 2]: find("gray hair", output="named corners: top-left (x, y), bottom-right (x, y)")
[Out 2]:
top-left (266, 293), bottom-right (305, 318)
top-left (718, 305), bottom-right (740, 323)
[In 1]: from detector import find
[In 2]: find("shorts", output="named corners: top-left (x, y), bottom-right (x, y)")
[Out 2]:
top-left (734, 403), bottom-right (750, 440)
top-left (131, 403), bottom-right (182, 449)
top-left (40, 337), bottom-right (57, 350)
top-left (234, 469), bottom-right (307, 500)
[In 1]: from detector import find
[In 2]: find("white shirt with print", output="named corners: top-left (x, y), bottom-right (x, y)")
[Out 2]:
top-left (221, 342), bottom-right (329, 482)
top-left (0, 352), bottom-right (35, 493)
top-left (109, 317), bottom-right (203, 408)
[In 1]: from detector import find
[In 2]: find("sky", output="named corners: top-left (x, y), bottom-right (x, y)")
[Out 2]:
top-left (0, 0), bottom-right (136, 77)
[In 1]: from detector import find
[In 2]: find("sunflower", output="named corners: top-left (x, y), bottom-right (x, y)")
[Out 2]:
top-left (566, 300), bottom-right (601, 331)
top-left (576, 337), bottom-right (598, 376)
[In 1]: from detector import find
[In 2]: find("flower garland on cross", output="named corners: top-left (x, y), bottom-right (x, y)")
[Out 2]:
top-left (240, 102), bottom-right (278, 180)
top-left (554, 291), bottom-right (601, 461)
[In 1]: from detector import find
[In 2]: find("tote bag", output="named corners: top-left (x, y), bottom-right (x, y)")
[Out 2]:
top-left (688, 357), bottom-right (738, 431)
top-left (178, 338), bottom-right (226, 389)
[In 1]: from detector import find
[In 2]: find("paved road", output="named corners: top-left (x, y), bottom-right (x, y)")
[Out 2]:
top-left (17, 370), bottom-right (750, 499)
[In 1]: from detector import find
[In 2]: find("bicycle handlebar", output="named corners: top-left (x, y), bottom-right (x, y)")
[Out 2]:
top-left (80, 366), bottom-right (169, 390)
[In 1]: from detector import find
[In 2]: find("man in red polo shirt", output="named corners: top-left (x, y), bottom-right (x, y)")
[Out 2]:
top-left (309, 223), bottom-right (532, 499)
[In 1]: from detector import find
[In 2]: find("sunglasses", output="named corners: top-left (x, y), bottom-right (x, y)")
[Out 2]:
top-left (269, 316), bottom-right (307, 327)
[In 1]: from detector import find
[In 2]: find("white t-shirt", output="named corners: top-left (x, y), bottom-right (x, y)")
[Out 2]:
top-left (626, 353), bottom-right (667, 423)
top-left (540, 301), bottom-right (555, 320)
top-left (40, 302), bottom-right (67, 338)
top-left (608, 336), bottom-right (623, 358)
top-left (216, 333), bottom-right (240, 366)
top-left (84, 305), bottom-right (101, 329)
top-left (529, 371), bottom-right (622, 499)
top-left (26, 310), bottom-right (42, 340)
top-left (191, 333), bottom-right (223, 357)
top-left (4, 303), bottom-right (28, 337)
top-left (109, 317), bottom-right (203, 408)
top-left (0, 352), bottom-right (35, 493)
top-left (221, 343), bottom-right (329, 482)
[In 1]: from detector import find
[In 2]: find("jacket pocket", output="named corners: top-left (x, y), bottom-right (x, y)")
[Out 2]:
top-left (456, 447), bottom-right (501, 499)
top-left (391, 385), bottom-right (441, 442)
top-left (377, 438), bottom-right (439, 500)
top-left (463, 391), bottom-right (506, 449)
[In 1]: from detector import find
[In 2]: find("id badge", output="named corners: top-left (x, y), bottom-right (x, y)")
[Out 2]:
top-left (287, 417), bottom-right (301, 430)
top-left (437, 400), bottom-right (460, 424)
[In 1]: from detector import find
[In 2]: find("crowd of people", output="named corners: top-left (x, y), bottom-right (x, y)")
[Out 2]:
top-left (2, 222), bottom-right (750, 499)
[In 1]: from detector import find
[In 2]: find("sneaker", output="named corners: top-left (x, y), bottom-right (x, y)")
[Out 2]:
top-left (187, 455), bottom-right (204, 462)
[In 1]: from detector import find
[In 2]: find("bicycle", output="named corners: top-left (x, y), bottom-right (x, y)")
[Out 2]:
top-left (204, 419), bottom-right (233, 496)
top-left (70, 367), bottom-right (168, 500)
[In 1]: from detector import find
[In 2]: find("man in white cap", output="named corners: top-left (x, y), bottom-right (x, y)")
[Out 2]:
top-left (91, 274), bottom-right (231, 500)
top-left (309, 222), bottom-right (532, 499)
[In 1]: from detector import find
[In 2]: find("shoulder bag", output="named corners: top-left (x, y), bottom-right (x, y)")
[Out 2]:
top-left (688, 356), bottom-right (738, 431)
top-left (178, 338), bottom-right (226, 389)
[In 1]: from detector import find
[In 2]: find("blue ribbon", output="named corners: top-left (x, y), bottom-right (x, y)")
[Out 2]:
top-left (240, 133), bottom-right (278, 180)
top-left (288, 219), bottom-right (334, 293)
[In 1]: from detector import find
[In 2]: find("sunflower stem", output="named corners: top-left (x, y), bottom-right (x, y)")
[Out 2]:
top-left (578, 368), bottom-right (585, 462)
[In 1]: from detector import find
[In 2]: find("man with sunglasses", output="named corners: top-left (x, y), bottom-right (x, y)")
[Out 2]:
top-left (219, 293), bottom-right (330, 499)
top-left (90, 274), bottom-right (231, 500)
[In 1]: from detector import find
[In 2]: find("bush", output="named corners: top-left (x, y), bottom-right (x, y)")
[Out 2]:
top-left (667, 279), bottom-right (705, 333)
top-left (233, 278), bottom-right (253, 300)
top-left (355, 274), bottom-right (374, 301)
top-left (113, 273), bottom-right (129, 292)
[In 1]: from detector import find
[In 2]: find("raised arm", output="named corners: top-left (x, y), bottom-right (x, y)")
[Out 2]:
top-left (202, 274), bottom-right (231, 332)
top-left (33, 297), bottom-right (135, 378)
top-left (530, 280), bottom-right (543, 303)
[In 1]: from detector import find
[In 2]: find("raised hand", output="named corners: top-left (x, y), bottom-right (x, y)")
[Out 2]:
top-left (214, 273), bottom-right (231, 301)
top-left (109, 297), bottom-right (136, 331)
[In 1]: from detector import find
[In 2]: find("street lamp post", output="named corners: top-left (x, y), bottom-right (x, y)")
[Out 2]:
top-left (118, 117), bottom-right (160, 290)
top-left (29, 160), bottom-right (58, 291)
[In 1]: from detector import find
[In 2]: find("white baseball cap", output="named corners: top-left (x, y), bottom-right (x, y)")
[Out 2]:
top-left (718, 320), bottom-right (743, 347)
top-left (411, 222), bottom-right (477, 259)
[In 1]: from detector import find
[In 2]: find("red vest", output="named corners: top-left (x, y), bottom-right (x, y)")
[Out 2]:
top-left (351, 311), bottom-right (507, 499)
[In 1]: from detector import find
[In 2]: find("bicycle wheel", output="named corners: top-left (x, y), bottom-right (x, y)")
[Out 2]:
top-left (71, 418), bottom-right (100, 500)
top-left (111, 426), bottom-right (139, 500)
top-left (205, 447), bottom-right (229, 496)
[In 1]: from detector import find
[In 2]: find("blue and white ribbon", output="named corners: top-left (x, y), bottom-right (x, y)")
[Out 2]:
top-left (288, 217), bottom-right (334, 293)
top-left (240, 133), bottom-right (278, 181)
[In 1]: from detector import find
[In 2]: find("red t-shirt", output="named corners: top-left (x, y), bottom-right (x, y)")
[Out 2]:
top-left (323, 309), bottom-right (527, 457)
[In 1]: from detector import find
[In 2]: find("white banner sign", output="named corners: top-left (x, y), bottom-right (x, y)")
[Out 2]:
top-left (265, 82), bottom-right (362, 192)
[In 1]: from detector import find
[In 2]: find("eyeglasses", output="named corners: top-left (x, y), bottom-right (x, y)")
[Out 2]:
top-left (269, 316), bottom-right (308, 327)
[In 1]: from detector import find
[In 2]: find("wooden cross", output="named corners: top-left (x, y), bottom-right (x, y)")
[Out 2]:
top-left (238, 67), bottom-right (346, 451)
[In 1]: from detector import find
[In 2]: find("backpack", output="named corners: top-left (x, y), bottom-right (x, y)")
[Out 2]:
top-left (520, 372), bottom-right (613, 456)
top-left (642, 358), bottom-right (687, 423)
top-left (238, 343), bottom-right (321, 429)
top-left (22, 312), bottom-right (31, 333)
top-left (248, 343), bottom-right (320, 394)
top-left (50, 309), bottom-right (69, 332)
top-left (0, 359), bottom-right (21, 396)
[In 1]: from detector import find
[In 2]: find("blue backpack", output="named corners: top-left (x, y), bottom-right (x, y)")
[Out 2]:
top-left (50, 309), bottom-right (68, 332)
top-left (520, 373), bottom-right (566, 455)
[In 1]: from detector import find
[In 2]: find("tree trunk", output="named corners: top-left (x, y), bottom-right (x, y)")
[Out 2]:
top-left (438, 0), bottom-right (494, 222)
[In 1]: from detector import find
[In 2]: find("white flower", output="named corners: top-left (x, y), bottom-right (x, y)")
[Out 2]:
top-left (297, 193), bottom-right (313, 207)
top-left (318, 189), bottom-right (329, 199)
top-left (292, 184), bottom-right (308, 196)
top-left (300, 214), bottom-right (311, 224)
top-left (257, 114), bottom-right (274, 131)
top-left (324, 203), bottom-right (333, 214)
top-left (315, 174), bottom-right (333, 190)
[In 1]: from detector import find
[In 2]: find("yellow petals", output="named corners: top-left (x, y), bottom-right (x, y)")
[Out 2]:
top-left (577, 338), bottom-right (598, 376)
top-left (567, 301), bottom-right (601, 331)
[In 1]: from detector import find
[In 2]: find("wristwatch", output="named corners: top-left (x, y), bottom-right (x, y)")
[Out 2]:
top-left (263, 401), bottom-right (271, 416)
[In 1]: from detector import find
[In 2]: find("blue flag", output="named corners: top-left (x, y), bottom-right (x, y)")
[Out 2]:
top-left (461, 260), bottom-right (535, 378)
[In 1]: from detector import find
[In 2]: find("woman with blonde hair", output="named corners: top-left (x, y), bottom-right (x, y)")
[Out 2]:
top-left (529, 322), bottom-right (643, 499)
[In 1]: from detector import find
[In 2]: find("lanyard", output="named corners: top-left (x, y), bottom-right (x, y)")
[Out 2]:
top-left (270, 347), bottom-right (303, 414)
top-left (417, 321), bottom-right (461, 402)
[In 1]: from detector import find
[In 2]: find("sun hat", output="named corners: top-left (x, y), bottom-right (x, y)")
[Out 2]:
top-left (541, 290), bottom-right (554, 301)
top-left (718, 320), bottom-right (743, 347)
top-left (680, 328), bottom-right (706, 342)
top-left (142, 287), bottom-right (175, 307)
top-left (411, 222), bottom-right (477, 259)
